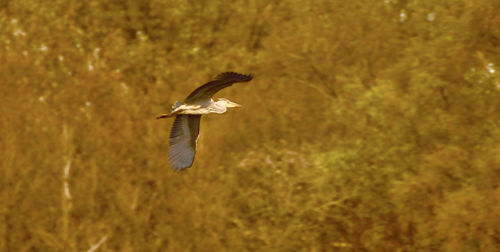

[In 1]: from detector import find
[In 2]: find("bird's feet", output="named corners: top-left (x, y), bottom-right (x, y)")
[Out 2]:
top-left (156, 114), bottom-right (170, 119)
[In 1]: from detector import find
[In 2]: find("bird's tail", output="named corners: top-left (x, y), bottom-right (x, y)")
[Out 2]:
top-left (171, 101), bottom-right (183, 110)
top-left (156, 101), bottom-right (184, 119)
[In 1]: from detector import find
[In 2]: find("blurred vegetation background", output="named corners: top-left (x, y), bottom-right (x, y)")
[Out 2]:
top-left (1, 0), bottom-right (499, 251)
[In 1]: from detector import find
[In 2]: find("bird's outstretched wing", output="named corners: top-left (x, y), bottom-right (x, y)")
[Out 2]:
top-left (184, 72), bottom-right (253, 103)
top-left (168, 115), bottom-right (201, 171)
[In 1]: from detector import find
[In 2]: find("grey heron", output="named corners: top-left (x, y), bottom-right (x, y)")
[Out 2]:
top-left (156, 72), bottom-right (253, 171)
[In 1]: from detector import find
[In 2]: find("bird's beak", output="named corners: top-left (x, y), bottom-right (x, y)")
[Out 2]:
top-left (231, 102), bottom-right (242, 108)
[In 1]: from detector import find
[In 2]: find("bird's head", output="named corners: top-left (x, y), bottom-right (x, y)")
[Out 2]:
top-left (217, 98), bottom-right (241, 108)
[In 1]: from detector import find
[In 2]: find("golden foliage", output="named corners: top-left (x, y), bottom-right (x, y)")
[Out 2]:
top-left (1, 0), bottom-right (499, 251)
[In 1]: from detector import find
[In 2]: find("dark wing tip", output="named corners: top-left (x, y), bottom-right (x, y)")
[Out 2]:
top-left (215, 72), bottom-right (253, 82)
top-left (170, 155), bottom-right (194, 171)
top-left (184, 72), bottom-right (253, 102)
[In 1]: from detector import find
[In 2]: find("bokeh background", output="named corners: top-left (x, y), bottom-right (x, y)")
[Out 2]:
top-left (1, 0), bottom-right (499, 251)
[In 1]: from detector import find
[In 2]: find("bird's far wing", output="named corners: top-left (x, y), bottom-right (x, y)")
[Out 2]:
top-left (184, 72), bottom-right (253, 103)
top-left (168, 115), bottom-right (201, 171)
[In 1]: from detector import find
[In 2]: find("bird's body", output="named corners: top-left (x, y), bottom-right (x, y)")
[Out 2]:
top-left (164, 98), bottom-right (238, 117)
top-left (157, 72), bottom-right (253, 171)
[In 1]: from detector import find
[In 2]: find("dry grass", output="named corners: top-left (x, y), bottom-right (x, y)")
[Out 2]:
top-left (1, 0), bottom-right (499, 251)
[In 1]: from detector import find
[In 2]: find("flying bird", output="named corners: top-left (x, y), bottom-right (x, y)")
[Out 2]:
top-left (157, 72), bottom-right (253, 171)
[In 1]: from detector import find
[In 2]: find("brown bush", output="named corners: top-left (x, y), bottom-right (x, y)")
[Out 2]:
top-left (1, 0), bottom-right (499, 251)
